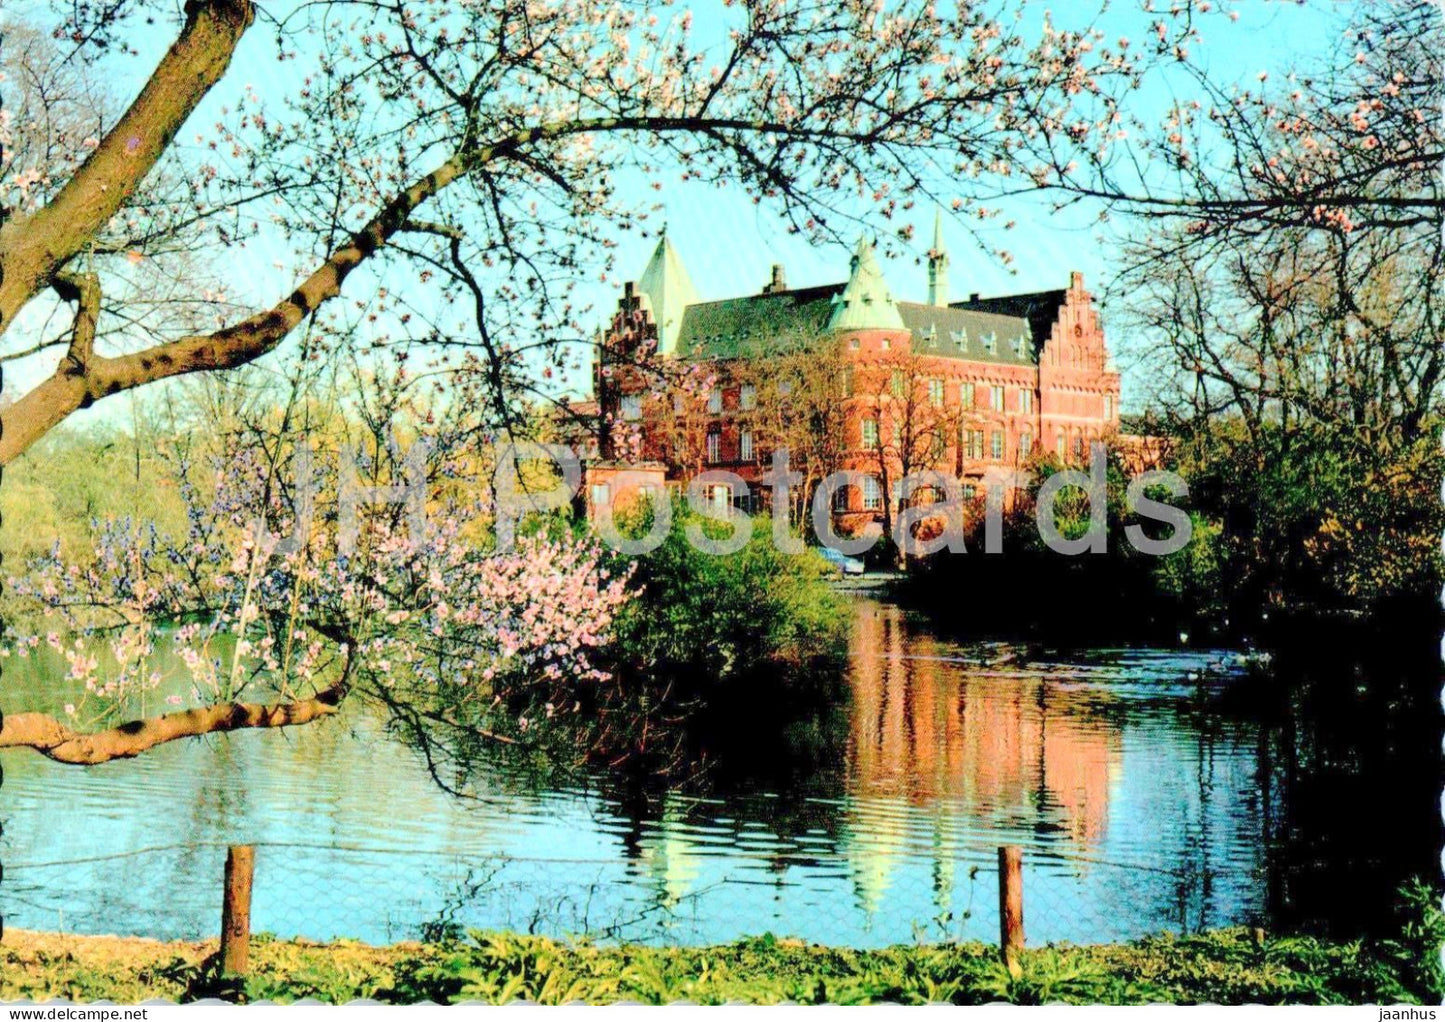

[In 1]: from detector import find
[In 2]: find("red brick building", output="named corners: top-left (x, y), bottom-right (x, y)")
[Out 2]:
top-left (589, 218), bottom-right (1122, 528)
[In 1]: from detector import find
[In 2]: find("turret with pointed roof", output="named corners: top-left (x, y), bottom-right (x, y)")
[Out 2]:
top-left (927, 208), bottom-right (949, 307)
top-left (828, 236), bottom-right (906, 332)
top-left (637, 228), bottom-right (700, 356)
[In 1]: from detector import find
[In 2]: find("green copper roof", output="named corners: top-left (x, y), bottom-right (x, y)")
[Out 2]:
top-left (673, 284), bottom-right (1038, 367)
top-left (676, 284), bottom-right (839, 358)
top-left (659, 234), bottom-right (1052, 366)
top-left (827, 237), bottom-right (907, 332)
top-left (637, 231), bottom-right (700, 356)
top-left (898, 303), bottom-right (1037, 366)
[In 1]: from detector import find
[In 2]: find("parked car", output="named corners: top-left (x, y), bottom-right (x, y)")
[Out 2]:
top-left (818, 546), bottom-right (866, 576)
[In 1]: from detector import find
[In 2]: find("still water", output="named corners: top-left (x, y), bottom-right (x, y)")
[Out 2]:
top-left (2, 598), bottom-right (1280, 947)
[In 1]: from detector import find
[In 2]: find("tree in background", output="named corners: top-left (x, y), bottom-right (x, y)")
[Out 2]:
top-left (857, 347), bottom-right (965, 563)
top-left (1109, 1), bottom-right (1442, 624)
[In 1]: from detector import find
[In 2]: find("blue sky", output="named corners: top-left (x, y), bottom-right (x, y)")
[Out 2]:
top-left (592, 2), bottom-right (1341, 353)
top-left (569, 0), bottom-right (1340, 406)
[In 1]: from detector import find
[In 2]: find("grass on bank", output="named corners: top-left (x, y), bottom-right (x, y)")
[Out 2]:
top-left (2, 924), bottom-right (1439, 1005)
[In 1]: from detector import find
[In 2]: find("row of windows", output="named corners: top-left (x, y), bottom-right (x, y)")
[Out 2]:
top-left (707, 383), bottom-right (759, 414)
top-left (832, 478), bottom-right (988, 512)
top-left (863, 423), bottom-right (1036, 461)
top-left (594, 478), bottom-right (1002, 518)
top-left (706, 429), bottom-right (755, 464)
top-left (630, 384), bottom-right (1110, 423)
top-left (711, 423), bottom-right (1046, 466)
top-left (835, 476), bottom-right (886, 511)
top-left (1056, 431), bottom-right (1100, 460)
top-left (843, 374), bottom-right (1036, 414)
top-left (914, 326), bottom-right (1032, 359)
top-left (589, 481), bottom-right (660, 507)
top-left (719, 424), bottom-right (1096, 464)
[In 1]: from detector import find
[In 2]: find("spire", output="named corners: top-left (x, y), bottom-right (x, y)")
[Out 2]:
top-left (637, 228), bottom-right (700, 356)
top-left (927, 207), bottom-right (949, 307)
top-left (829, 236), bottom-right (906, 332)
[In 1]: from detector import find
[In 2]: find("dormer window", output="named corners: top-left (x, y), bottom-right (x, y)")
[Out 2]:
top-left (983, 332), bottom-right (997, 354)
top-left (1014, 336), bottom-right (1028, 359)
top-left (951, 329), bottom-right (967, 351)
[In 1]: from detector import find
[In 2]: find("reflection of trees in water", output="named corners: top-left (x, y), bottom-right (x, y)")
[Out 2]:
top-left (12, 600), bottom-right (1429, 943)
top-left (1254, 628), bottom-right (1444, 938)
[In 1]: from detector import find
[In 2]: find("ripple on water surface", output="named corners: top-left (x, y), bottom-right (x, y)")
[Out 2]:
top-left (2, 602), bottom-right (1270, 946)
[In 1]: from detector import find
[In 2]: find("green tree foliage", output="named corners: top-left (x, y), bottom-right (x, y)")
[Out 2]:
top-left (610, 505), bottom-right (848, 685)
top-left (586, 502), bottom-right (850, 771)
top-left (1168, 423), bottom-right (1443, 627)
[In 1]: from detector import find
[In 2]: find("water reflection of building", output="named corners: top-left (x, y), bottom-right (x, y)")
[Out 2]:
top-left (846, 602), bottom-right (1123, 846)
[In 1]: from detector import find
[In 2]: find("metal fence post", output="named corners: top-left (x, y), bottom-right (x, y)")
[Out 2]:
top-left (220, 845), bottom-right (255, 976)
top-left (998, 845), bottom-right (1024, 977)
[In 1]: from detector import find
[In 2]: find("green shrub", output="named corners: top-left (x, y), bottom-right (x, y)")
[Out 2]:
top-left (607, 502), bottom-right (849, 686)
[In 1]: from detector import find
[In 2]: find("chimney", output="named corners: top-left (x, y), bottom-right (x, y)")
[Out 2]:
top-left (969, 292), bottom-right (980, 303)
top-left (763, 263), bottom-right (787, 294)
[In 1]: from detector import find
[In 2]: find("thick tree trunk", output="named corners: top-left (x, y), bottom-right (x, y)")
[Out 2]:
top-left (0, 152), bottom-right (471, 465)
top-left (0, 679), bottom-right (348, 765)
top-left (0, 0), bottom-right (255, 337)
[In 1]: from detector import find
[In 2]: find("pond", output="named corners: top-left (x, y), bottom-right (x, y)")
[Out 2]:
top-left (0, 596), bottom-right (1424, 947)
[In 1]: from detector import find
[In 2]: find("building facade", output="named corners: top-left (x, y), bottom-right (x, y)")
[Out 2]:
top-left (589, 218), bottom-right (1123, 530)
